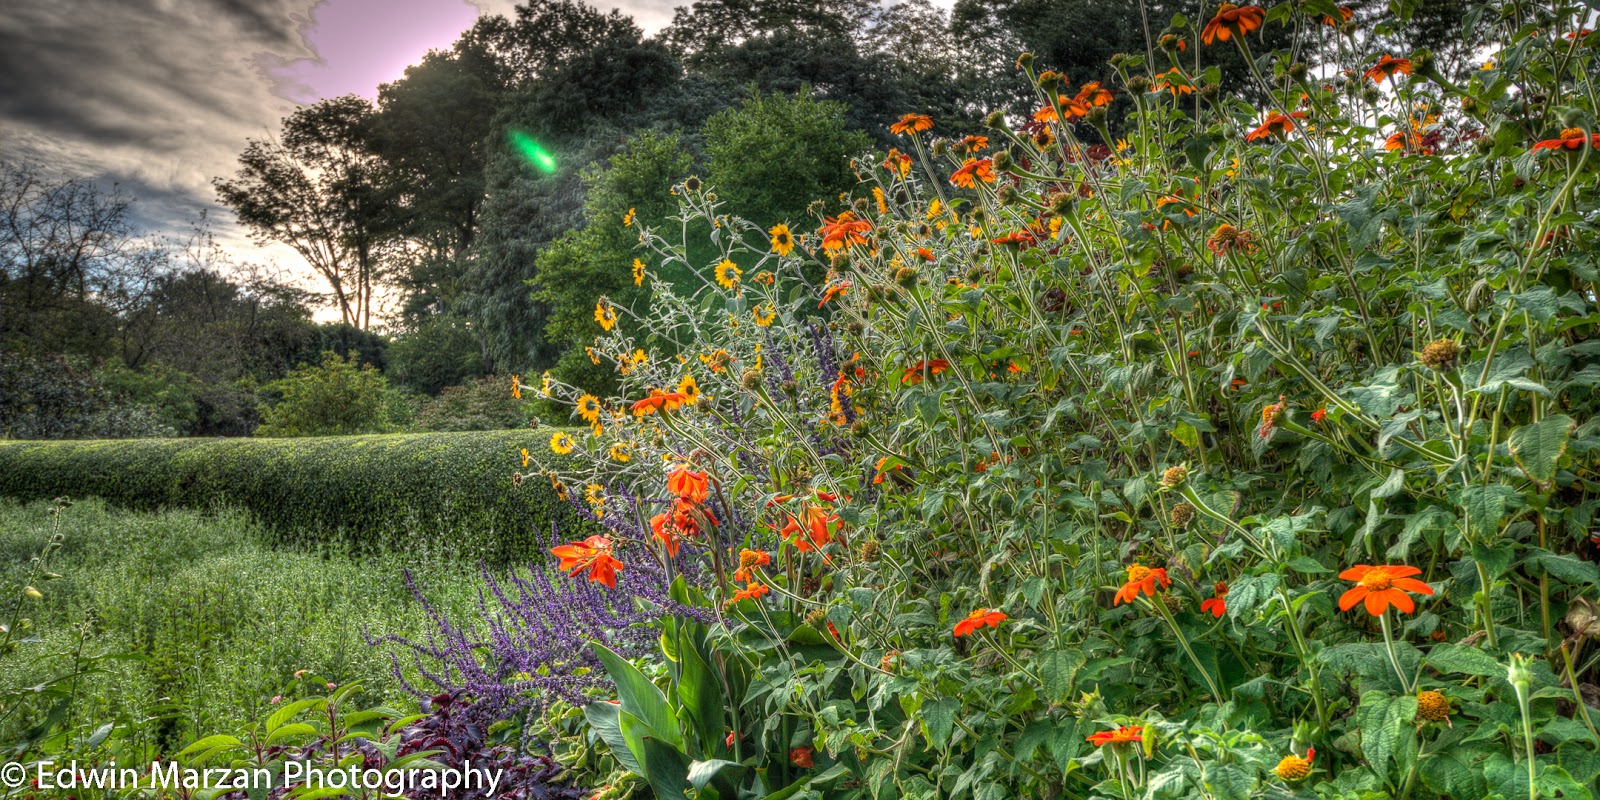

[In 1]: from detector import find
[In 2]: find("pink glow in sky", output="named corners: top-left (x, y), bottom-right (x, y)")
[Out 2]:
top-left (270, 0), bottom-right (482, 103)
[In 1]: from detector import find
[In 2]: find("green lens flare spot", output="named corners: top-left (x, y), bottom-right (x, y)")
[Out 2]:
top-left (509, 130), bottom-right (557, 174)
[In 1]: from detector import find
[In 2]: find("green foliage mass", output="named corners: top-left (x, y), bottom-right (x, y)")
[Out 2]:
top-left (0, 430), bottom-right (592, 563)
top-left (704, 89), bottom-right (873, 228)
top-left (255, 351), bottom-right (408, 437)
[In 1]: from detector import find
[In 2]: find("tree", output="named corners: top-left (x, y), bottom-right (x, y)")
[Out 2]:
top-left (704, 89), bottom-right (872, 227)
top-left (255, 351), bottom-right (405, 437)
top-left (385, 314), bottom-right (485, 396)
top-left (0, 162), bottom-right (163, 358)
top-left (214, 96), bottom-right (399, 329)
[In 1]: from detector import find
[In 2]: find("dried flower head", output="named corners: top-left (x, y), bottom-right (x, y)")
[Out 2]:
top-left (1419, 338), bottom-right (1460, 369)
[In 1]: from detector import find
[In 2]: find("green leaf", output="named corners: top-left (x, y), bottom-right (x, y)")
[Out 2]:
top-left (1355, 691), bottom-right (1417, 772)
top-left (1202, 763), bottom-right (1254, 800)
top-left (919, 697), bottom-right (959, 749)
top-left (583, 701), bottom-right (643, 774)
top-left (1038, 650), bottom-right (1085, 704)
top-left (640, 736), bottom-right (692, 800)
top-left (676, 636), bottom-right (725, 757)
top-left (1425, 643), bottom-right (1502, 677)
top-left (1508, 415), bottom-right (1573, 485)
top-left (591, 642), bottom-right (683, 750)
top-left (687, 759), bottom-right (747, 800)
top-left (1420, 748), bottom-right (1487, 798)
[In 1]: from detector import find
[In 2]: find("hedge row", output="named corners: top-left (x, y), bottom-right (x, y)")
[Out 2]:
top-left (0, 431), bottom-right (593, 563)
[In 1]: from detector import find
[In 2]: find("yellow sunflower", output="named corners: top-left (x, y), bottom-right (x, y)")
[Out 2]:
top-left (678, 374), bottom-right (701, 405)
top-left (715, 259), bottom-right (742, 290)
top-left (594, 300), bottom-right (617, 331)
top-left (586, 345), bottom-right (601, 365)
top-left (623, 207), bottom-right (636, 227)
top-left (619, 349), bottom-right (647, 375)
top-left (769, 224), bottom-right (795, 256)
top-left (511, 374), bottom-right (522, 399)
top-left (754, 304), bottom-right (776, 327)
top-left (576, 393), bottom-right (601, 424)
top-left (550, 431), bottom-right (575, 454)
top-left (872, 186), bottom-right (888, 214)
top-left (608, 442), bottom-right (633, 463)
top-left (520, 447), bottom-right (530, 467)
top-left (632, 258), bottom-right (646, 286)
top-left (540, 371), bottom-right (553, 396)
top-left (548, 472), bottom-right (568, 501)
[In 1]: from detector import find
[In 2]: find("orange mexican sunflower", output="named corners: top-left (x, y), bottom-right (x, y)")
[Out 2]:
top-left (1533, 128), bottom-right (1600, 151)
top-left (992, 230), bottom-right (1038, 248)
top-left (731, 582), bottom-right (770, 603)
top-left (890, 113), bottom-right (934, 135)
top-left (668, 466), bottom-right (710, 502)
top-left (1201, 581), bottom-right (1229, 618)
top-left (733, 548), bottom-right (771, 582)
top-left (1245, 111), bottom-right (1304, 142)
top-left (1154, 67), bottom-right (1194, 96)
top-left (781, 504), bottom-right (838, 552)
top-left (1338, 564), bottom-right (1433, 616)
top-left (1207, 223), bottom-right (1257, 256)
top-left (818, 281), bottom-right (852, 308)
top-left (957, 135), bottom-right (990, 153)
top-left (1311, 407), bottom-right (1327, 423)
top-left (1114, 564), bottom-right (1171, 605)
top-left (1323, 6), bottom-right (1353, 25)
top-left (1364, 54), bottom-right (1413, 84)
top-left (950, 158), bottom-right (995, 189)
top-left (883, 149), bottom-right (912, 177)
top-left (872, 456), bottom-right (907, 485)
top-left (789, 746), bottom-right (814, 768)
top-left (629, 388), bottom-right (687, 417)
top-left (1033, 94), bottom-right (1090, 123)
top-left (901, 359), bottom-right (950, 385)
top-left (1201, 4), bottom-right (1264, 45)
top-left (1086, 726), bottom-right (1143, 746)
top-left (1075, 81), bottom-right (1113, 108)
top-left (953, 608), bottom-right (1007, 637)
top-left (551, 535), bottom-right (623, 588)
top-left (819, 211), bottom-right (872, 250)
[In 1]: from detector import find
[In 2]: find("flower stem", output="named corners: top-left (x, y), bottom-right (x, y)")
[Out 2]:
top-left (1152, 597), bottom-right (1224, 704)
top-left (1378, 612), bottom-right (1413, 694)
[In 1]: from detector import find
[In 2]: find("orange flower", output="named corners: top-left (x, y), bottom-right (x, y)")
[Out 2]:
top-left (731, 582), bottom-right (770, 603)
top-left (1310, 407), bottom-right (1327, 423)
top-left (1086, 725), bottom-right (1143, 746)
top-left (819, 211), bottom-right (872, 250)
top-left (1245, 111), bottom-right (1304, 142)
top-left (733, 548), bottom-right (771, 582)
top-left (629, 389), bottom-right (687, 417)
top-left (1075, 81), bottom-right (1113, 108)
top-left (789, 746), bottom-right (814, 768)
top-left (818, 280), bottom-right (852, 308)
top-left (1258, 397), bottom-right (1286, 439)
top-left (550, 535), bottom-right (623, 588)
top-left (1207, 223), bottom-right (1257, 256)
top-left (668, 466), bottom-right (709, 502)
top-left (992, 230), bottom-right (1038, 248)
top-left (1033, 95), bottom-right (1090, 123)
top-left (1533, 128), bottom-right (1600, 152)
top-left (953, 607), bottom-right (1007, 637)
top-left (950, 158), bottom-right (995, 189)
top-left (957, 134), bottom-right (990, 153)
top-left (1364, 54), bottom-right (1413, 84)
top-left (1201, 4), bottom-right (1264, 45)
top-left (890, 113), bottom-right (934, 135)
top-left (900, 359), bottom-right (950, 385)
top-left (1323, 6), bottom-right (1353, 25)
top-left (1338, 564), bottom-right (1434, 616)
top-left (872, 456), bottom-right (907, 485)
top-left (1154, 68), bottom-right (1194, 96)
top-left (781, 504), bottom-right (838, 552)
top-left (1114, 564), bottom-right (1171, 605)
top-left (1201, 581), bottom-right (1229, 618)
top-left (883, 149), bottom-right (912, 176)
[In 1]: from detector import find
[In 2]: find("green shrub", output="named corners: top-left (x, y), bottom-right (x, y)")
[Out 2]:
top-left (414, 375), bottom-right (532, 431)
top-left (256, 351), bottom-right (408, 437)
top-left (0, 430), bottom-right (592, 562)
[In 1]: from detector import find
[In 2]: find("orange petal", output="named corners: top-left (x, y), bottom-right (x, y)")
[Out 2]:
top-left (1364, 590), bottom-right (1390, 617)
top-left (1391, 577), bottom-right (1434, 595)
top-left (1385, 589), bottom-right (1416, 614)
top-left (1385, 565), bottom-right (1423, 578)
top-left (1339, 565), bottom-right (1373, 581)
top-left (1338, 586), bottom-right (1367, 611)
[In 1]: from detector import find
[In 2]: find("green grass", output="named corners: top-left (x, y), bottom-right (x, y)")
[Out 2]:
top-left (0, 498), bottom-right (483, 749)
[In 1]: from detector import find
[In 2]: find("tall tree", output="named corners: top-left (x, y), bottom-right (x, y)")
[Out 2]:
top-left (214, 96), bottom-right (397, 329)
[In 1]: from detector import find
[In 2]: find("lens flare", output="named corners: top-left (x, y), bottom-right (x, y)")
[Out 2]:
top-left (509, 130), bottom-right (557, 174)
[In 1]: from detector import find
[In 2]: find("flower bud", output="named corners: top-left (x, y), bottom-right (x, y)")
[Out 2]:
top-left (1170, 502), bottom-right (1195, 527)
top-left (1161, 465), bottom-right (1188, 487)
top-left (991, 149), bottom-right (1013, 171)
top-left (1048, 192), bottom-right (1075, 216)
top-left (930, 138), bottom-right (950, 158)
top-left (1085, 106), bottom-right (1109, 126)
top-left (996, 185), bottom-right (1020, 205)
top-left (857, 540), bottom-right (881, 562)
top-left (742, 369), bottom-right (763, 390)
top-left (1419, 338), bottom-right (1460, 370)
top-left (894, 266), bottom-right (918, 287)
top-left (1038, 71), bottom-right (1062, 91)
top-left (1108, 53), bottom-right (1130, 68)
top-left (1016, 51), bottom-right (1034, 69)
top-left (1287, 62), bottom-right (1309, 81)
top-left (1126, 75), bottom-right (1151, 93)
top-left (984, 110), bottom-right (1007, 130)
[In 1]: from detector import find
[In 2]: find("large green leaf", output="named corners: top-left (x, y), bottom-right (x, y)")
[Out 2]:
top-left (1508, 414), bottom-right (1573, 485)
top-left (591, 642), bottom-right (683, 750)
top-left (1355, 691), bottom-right (1416, 772)
top-left (583, 701), bottom-right (643, 774)
top-left (677, 634), bottom-right (726, 757)
top-left (687, 759), bottom-right (748, 800)
top-left (640, 736), bottom-right (692, 800)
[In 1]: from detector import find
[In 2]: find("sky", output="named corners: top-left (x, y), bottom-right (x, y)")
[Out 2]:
top-left (0, 0), bottom-right (687, 312)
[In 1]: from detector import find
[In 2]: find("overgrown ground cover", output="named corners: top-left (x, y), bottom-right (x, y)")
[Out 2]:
top-left (0, 498), bottom-right (480, 751)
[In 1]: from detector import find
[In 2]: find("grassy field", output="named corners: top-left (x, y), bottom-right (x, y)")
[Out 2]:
top-left (0, 497), bottom-right (484, 749)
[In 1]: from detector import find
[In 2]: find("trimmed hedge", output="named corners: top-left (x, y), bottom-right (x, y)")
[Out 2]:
top-left (0, 431), bottom-right (592, 563)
